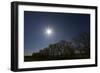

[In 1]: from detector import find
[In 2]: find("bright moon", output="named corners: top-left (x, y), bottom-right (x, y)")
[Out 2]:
top-left (46, 28), bottom-right (52, 35)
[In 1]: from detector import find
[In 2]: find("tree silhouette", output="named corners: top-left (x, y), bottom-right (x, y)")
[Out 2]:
top-left (72, 32), bottom-right (90, 57)
top-left (24, 32), bottom-right (90, 61)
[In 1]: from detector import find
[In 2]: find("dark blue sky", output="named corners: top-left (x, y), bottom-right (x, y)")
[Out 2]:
top-left (24, 11), bottom-right (90, 56)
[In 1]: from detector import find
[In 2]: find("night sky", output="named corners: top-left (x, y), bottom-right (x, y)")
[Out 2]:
top-left (24, 11), bottom-right (90, 56)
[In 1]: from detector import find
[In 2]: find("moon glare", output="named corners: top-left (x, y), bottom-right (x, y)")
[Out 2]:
top-left (46, 28), bottom-right (52, 35)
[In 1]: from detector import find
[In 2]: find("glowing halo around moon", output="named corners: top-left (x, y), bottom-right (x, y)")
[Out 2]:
top-left (45, 28), bottom-right (53, 36)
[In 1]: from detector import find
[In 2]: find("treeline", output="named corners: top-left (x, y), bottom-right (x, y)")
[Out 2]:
top-left (24, 32), bottom-right (90, 61)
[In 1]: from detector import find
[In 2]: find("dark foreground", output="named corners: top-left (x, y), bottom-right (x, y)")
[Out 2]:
top-left (24, 54), bottom-right (90, 62)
